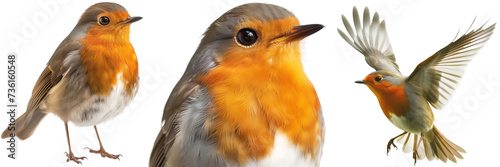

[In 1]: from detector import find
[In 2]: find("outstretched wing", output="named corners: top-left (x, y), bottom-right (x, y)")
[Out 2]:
top-left (338, 7), bottom-right (401, 76)
top-left (406, 21), bottom-right (495, 109)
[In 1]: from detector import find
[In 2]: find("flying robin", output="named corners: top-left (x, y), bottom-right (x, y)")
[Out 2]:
top-left (1, 2), bottom-right (141, 164)
top-left (149, 3), bottom-right (324, 167)
top-left (338, 7), bottom-right (495, 163)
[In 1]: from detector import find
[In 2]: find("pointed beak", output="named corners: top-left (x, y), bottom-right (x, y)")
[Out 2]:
top-left (123, 16), bottom-right (142, 24)
top-left (273, 24), bottom-right (324, 43)
top-left (355, 80), bottom-right (366, 84)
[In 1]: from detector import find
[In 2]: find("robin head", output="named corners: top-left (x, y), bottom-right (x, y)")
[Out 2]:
top-left (188, 3), bottom-right (323, 76)
top-left (76, 2), bottom-right (142, 42)
top-left (355, 71), bottom-right (404, 96)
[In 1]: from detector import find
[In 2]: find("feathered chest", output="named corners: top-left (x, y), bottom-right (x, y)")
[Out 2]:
top-left (368, 83), bottom-right (410, 119)
top-left (78, 37), bottom-right (138, 96)
top-left (198, 61), bottom-right (323, 164)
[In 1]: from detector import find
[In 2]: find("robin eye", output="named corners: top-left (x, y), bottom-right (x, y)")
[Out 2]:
top-left (99, 16), bottom-right (110, 25)
top-left (236, 28), bottom-right (258, 47)
top-left (375, 76), bottom-right (382, 82)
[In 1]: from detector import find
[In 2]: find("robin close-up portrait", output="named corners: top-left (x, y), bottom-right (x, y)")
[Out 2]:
top-left (149, 3), bottom-right (324, 167)
top-left (1, 2), bottom-right (141, 164)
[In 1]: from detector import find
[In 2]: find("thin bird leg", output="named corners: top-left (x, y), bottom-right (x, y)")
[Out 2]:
top-left (387, 131), bottom-right (408, 155)
top-left (64, 122), bottom-right (86, 164)
top-left (86, 125), bottom-right (122, 159)
top-left (413, 133), bottom-right (424, 165)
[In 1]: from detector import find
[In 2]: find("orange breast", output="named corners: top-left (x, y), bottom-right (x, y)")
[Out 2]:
top-left (198, 43), bottom-right (322, 163)
top-left (367, 82), bottom-right (410, 119)
top-left (78, 24), bottom-right (138, 96)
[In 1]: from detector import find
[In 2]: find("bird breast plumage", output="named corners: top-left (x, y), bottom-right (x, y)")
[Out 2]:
top-left (169, 87), bottom-right (322, 166)
top-left (389, 84), bottom-right (434, 134)
top-left (41, 52), bottom-right (138, 126)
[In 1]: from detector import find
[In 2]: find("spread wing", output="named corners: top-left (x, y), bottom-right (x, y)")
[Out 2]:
top-left (406, 21), bottom-right (495, 109)
top-left (338, 7), bottom-right (401, 76)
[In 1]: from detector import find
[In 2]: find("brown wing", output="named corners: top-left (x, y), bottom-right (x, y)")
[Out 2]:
top-left (1, 66), bottom-right (55, 139)
top-left (338, 7), bottom-right (401, 76)
top-left (1, 40), bottom-right (80, 140)
top-left (406, 22), bottom-right (495, 109)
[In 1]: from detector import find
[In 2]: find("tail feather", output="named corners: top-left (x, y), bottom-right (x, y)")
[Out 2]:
top-left (399, 133), bottom-right (412, 153)
top-left (1, 109), bottom-right (47, 140)
top-left (2, 67), bottom-right (52, 140)
top-left (432, 137), bottom-right (449, 162)
top-left (397, 133), bottom-right (425, 160)
top-left (396, 126), bottom-right (465, 163)
top-left (435, 134), bottom-right (455, 162)
top-left (423, 139), bottom-right (434, 161)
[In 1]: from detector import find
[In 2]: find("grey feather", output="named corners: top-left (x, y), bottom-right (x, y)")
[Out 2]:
top-left (338, 7), bottom-right (400, 75)
top-left (406, 22), bottom-right (495, 109)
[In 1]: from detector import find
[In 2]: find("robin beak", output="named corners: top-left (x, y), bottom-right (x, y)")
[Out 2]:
top-left (355, 80), bottom-right (366, 84)
top-left (273, 24), bottom-right (324, 43)
top-left (123, 16), bottom-right (142, 24)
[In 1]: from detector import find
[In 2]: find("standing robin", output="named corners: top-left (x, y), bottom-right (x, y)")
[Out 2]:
top-left (338, 7), bottom-right (495, 163)
top-left (1, 2), bottom-right (141, 164)
top-left (149, 3), bottom-right (324, 167)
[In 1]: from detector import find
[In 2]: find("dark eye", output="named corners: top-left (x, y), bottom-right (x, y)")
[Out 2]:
top-left (375, 76), bottom-right (382, 82)
top-left (236, 28), bottom-right (258, 47)
top-left (99, 16), bottom-right (110, 25)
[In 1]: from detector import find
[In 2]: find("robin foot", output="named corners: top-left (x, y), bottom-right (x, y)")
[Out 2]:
top-left (386, 138), bottom-right (397, 155)
top-left (64, 122), bottom-right (86, 164)
top-left (413, 133), bottom-right (424, 165)
top-left (87, 147), bottom-right (121, 159)
top-left (412, 150), bottom-right (420, 165)
top-left (387, 132), bottom-right (407, 155)
top-left (65, 151), bottom-right (86, 164)
top-left (88, 126), bottom-right (121, 159)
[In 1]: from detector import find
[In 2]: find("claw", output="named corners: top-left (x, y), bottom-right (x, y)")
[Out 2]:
top-left (65, 152), bottom-right (86, 164)
top-left (412, 151), bottom-right (419, 165)
top-left (386, 132), bottom-right (408, 155)
top-left (412, 133), bottom-right (424, 165)
top-left (386, 138), bottom-right (398, 155)
top-left (88, 147), bottom-right (121, 160)
top-left (89, 126), bottom-right (121, 160)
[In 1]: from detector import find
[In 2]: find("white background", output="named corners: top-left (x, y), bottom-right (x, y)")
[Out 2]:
top-left (1, 0), bottom-right (500, 166)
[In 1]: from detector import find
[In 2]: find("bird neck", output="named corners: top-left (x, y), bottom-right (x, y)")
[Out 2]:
top-left (367, 83), bottom-right (410, 119)
top-left (78, 26), bottom-right (138, 96)
top-left (198, 45), bottom-right (322, 163)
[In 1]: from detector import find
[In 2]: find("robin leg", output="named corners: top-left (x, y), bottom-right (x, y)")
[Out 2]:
top-left (87, 126), bottom-right (121, 159)
top-left (413, 133), bottom-right (424, 165)
top-left (387, 131), bottom-right (407, 155)
top-left (64, 122), bottom-right (86, 164)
